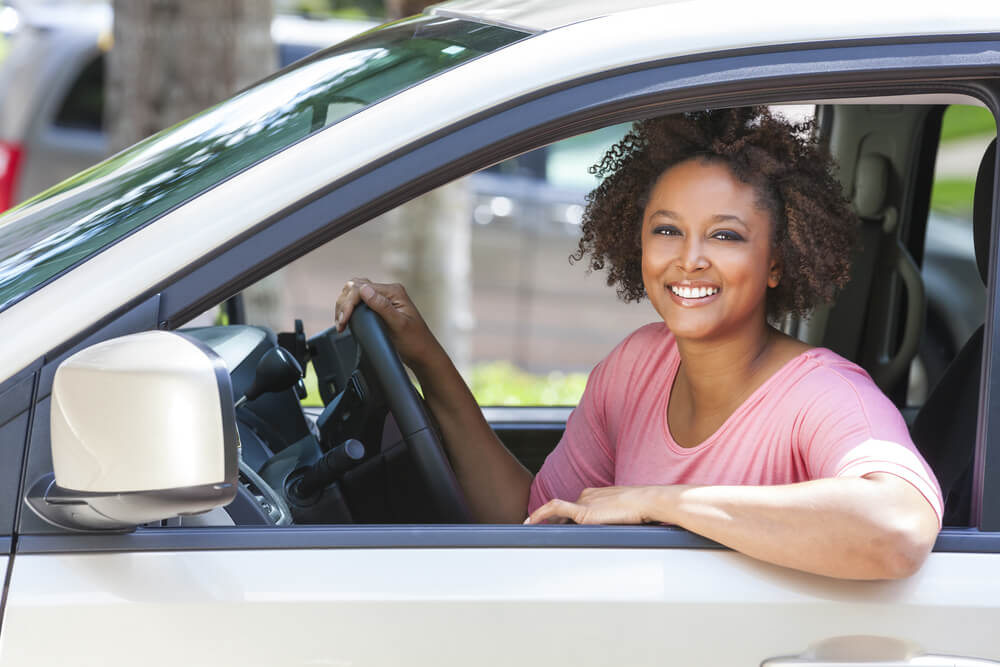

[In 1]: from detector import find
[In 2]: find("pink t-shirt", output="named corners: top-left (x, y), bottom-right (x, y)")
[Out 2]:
top-left (528, 322), bottom-right (943, 524)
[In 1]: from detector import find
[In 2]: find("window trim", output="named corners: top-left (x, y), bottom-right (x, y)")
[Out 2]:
top-left (976, 124), bottom-right (1000, 530)
top-left (13, 525), bottom-right (1000, 555)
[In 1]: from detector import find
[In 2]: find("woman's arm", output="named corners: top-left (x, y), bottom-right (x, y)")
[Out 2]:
top-left (525, 473), bottom-right (940, 579)
top-left (336, 279), bottom-right (532, 523)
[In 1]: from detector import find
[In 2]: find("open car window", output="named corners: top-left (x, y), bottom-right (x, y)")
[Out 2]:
top-left (221, 101), bottom-right (994, 530)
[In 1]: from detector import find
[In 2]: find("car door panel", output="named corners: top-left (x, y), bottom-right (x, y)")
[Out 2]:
top-left (1, 543), bottom-right (998, 666)
top-left (484, 407), bottom-right (569, 473)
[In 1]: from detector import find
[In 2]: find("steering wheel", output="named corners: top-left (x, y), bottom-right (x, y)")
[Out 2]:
top-left (349, 304), bottom-right (473, 523)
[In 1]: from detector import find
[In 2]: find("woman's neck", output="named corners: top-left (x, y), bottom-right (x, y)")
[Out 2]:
top-left (673, 323), bottom-right (778, 415)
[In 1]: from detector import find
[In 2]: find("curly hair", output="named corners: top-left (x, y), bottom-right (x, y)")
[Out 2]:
top-left (571, 107), bottom-right (857, 319)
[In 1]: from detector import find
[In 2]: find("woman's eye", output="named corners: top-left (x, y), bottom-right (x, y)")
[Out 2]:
top-left (653, 225), bottom-right (681, 236)
top-left (711, 230), bottom-right (744, 242)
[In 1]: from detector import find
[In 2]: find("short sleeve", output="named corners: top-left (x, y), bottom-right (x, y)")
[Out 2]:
top-left (527, 356), bottom-right (616, 514)
top-left (799, 363), bottom-right (944, 526)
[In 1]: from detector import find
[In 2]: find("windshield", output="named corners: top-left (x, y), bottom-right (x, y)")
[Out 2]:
top-left (0, 16), bottom-right (528, 313)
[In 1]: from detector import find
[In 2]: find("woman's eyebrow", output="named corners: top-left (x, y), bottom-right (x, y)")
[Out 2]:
top-left (712, 214), bottom-right (748, 228)
top-left (649, 210), bottom-right (749, 228)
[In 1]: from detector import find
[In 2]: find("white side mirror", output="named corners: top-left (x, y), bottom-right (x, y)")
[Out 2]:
top-left (26, 331), bottom-right (239, 531)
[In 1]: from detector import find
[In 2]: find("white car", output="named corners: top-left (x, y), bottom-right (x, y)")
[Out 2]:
top-left (0, 1), bottom-right (998, 665)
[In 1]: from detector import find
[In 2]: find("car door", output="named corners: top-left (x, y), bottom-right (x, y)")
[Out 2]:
top-left (2, 25), bottom-right (1000, 667)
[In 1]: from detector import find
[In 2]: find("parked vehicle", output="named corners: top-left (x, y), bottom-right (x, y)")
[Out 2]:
top-left (0, 2), bottom-right (375, 209)
top-left (0, 1), bottom-right (997, 664)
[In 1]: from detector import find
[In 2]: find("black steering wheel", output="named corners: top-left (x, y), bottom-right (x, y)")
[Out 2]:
top-left (349, 304), bottom-right (473, 523)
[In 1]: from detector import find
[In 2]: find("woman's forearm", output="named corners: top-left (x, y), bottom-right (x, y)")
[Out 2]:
top-left (410, 342), bottom-right (533, 524)
top-left (646, 473), bottom-right (939, 579)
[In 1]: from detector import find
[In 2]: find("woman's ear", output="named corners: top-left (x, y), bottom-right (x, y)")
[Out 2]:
top-left (768, 259), bottom-right (781, 288)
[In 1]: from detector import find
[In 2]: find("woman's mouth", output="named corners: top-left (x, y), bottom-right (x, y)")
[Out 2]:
top-left (669, 285), bottom-right (719, 299)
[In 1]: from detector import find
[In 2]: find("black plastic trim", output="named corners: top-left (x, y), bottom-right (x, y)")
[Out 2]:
top-left (176, 332), bottom-right (240, 485)
top-left (17, 525), bottom-right (722, 554)
top-left (13, 525), bottom-right (999, 555)
top-left (977, 89), bottom-right (1000, 531)
top-left (933, 527), bottom-right (1000, 552)
top-left (491, 423), bottom-right (565, 432)
top-left (0, 361), bottom-right (40, 537)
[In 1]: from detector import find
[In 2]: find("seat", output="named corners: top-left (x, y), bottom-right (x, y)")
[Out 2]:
top-left (911, 137), bottom-right (996, 526)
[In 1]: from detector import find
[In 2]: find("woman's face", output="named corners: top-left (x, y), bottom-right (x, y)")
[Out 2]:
top-left (640, 158), bottom-right (780, 342)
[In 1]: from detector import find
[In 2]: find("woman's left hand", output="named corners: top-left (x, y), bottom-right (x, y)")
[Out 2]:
top-left (524, 486), bottom-right (663, 525)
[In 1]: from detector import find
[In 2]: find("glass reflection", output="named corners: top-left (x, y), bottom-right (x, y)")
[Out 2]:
top-left (0, 17), bottom-right (527, 312)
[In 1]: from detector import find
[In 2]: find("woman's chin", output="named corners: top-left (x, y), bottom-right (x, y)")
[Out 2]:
top-left (661, 316), bottom-right (722, 341)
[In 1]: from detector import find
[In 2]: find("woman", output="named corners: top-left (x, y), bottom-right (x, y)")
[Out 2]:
top-left (334, 107), bottom-right (942, 580)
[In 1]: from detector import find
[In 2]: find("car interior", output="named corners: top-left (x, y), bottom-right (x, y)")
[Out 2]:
top-left (118, 98), bottom-right (999, 532)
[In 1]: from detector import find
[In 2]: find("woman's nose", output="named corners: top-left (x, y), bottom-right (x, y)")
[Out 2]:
top-left (678, 238), bottom-right (709, 272)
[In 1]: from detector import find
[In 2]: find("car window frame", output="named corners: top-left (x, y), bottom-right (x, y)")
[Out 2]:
top-left (14, 35), bottom-right (1000, 554)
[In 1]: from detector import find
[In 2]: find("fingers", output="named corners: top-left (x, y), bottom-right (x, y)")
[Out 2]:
top-left (335, 278), bottom-right (403, 332)
top-left (524, 499), bottom-right (581, 525)
top-left (335, 278), bottom-right (361, 332)
top-left (357, 282), bottom-right (399, 323)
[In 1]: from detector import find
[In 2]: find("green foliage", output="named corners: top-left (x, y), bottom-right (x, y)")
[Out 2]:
top-left (940, 106), bottom-right (996, 143)
top-left (289, 0), bottom-right (384, 19)
top-left (469, 361), bottom-right (587, 406)
top-left (299, 360), bottom-right (587, 408)
top-left (930, 178), bottom-right (977, 216)
top-left (301, 362), bottom-right (323, 407)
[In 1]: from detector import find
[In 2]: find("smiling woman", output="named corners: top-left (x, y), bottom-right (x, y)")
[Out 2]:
top-left (336, 106), bottom-right (944, 580)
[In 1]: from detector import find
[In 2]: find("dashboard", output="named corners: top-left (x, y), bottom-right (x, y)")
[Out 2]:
top-left (182, 321), bottom-right (454, 526)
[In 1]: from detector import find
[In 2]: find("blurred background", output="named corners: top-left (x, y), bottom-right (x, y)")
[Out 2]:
top-left (0, 0), bottom-right (994, 406)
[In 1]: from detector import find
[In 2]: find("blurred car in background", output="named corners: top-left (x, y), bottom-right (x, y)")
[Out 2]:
top-left (0, 2), bottom-right (375, 209)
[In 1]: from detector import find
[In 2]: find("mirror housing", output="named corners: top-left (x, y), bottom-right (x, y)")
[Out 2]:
top-left (26, 331), bottom-right (239, 531)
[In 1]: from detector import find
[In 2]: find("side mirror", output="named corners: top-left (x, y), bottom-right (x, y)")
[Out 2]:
top-left (26, 331), bottom-right (239, 532)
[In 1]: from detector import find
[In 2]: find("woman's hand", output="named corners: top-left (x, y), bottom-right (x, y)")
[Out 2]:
top-left (335, 278), bottom-right (534, 525)
top-left (524, 486), bottom-right (663, 525)
top-left (334, 278), bottom-right (439, 371)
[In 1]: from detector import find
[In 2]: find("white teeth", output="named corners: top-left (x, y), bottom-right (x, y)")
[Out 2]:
top-left (671, 285), bottom-right (718, 299)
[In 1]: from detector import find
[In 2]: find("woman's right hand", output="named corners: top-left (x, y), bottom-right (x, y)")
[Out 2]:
top-left (334, 278), bottom-right (439, 371)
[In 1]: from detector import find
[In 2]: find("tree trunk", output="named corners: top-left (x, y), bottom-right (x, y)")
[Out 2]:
top-left (106, 0), bottom-right (275, 151)
top-left (379, 0), bottom-right (475, 376)
top-left (381, 181), bottom-right (474, 375)
top-left (106, 0), bottom-right (280, 328)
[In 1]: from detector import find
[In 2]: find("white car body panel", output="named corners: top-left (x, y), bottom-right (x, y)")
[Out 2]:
top-left (2, 549), bottom-right (998, 666)
top-left (1, 0), bottom-right (999, 381)
top-left (436, 0), bottom-right (1000, 35)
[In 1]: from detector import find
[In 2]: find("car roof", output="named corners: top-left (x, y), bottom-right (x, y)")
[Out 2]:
top-left (431, 0), bottom-right (1000, 38)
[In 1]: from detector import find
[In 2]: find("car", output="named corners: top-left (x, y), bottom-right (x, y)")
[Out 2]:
top-left (0, 1), bottom-right (998, 664)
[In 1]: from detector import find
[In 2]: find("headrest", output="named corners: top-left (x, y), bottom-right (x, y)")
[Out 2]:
top-left (853, 154), bottom-right (890, 218)
top-left (974, 138), bottom-right (997, 284)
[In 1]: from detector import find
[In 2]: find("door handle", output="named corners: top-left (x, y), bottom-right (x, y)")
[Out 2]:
top-left (763, 636), bottom-right (1000, 666)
